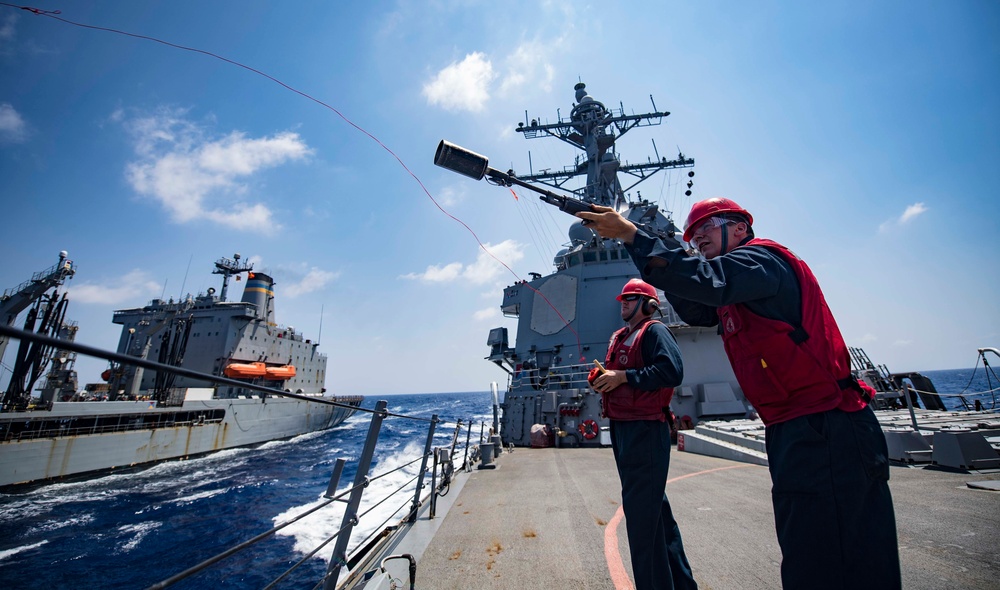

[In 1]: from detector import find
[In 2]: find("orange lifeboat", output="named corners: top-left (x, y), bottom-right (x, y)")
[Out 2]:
top-left (223, 362), bottom-right (267, 378)
top-left (265, 365), bottom-right (296, 380)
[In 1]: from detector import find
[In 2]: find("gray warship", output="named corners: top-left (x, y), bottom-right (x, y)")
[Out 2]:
top-left (0, 253), bottom-right (362, 488)
top-left (335, 82), bottom-right (1000, 590)
top-left (439, 82), bottom-right (748, 449)
top-left (2, 84), bottom-right (996, 590)
top-left (433, 81), bottom-right (1000, 463)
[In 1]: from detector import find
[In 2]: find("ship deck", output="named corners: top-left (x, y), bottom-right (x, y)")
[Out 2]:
top-left (400, 446), bottom-right (999, 589)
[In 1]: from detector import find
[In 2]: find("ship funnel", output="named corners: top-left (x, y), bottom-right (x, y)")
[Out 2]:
top-left (241, 273), bottom-right (276, 323)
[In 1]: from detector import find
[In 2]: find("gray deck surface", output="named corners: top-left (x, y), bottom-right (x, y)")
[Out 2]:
top-left (414, 447), bottom-right (999, 589)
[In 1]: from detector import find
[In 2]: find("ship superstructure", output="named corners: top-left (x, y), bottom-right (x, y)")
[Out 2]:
top-left (109, 254), bottom-right (326, 401)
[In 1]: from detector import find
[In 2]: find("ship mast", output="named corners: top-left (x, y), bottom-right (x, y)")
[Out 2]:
top-left (515, 82), bottom-right (694, 208)
top-left (213, 253), bottom-right (254, 302)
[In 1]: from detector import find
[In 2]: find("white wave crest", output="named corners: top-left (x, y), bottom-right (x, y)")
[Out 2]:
top-left (0, 540), bottom-right (48, 561)
top-left (273, 440), bottom-right (430, 574)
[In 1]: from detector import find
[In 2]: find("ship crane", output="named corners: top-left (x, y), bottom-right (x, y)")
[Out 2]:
top-left (108, 302), bottom-right (194, 401)
top-left (0, 251), bottom-right (76, 367)
top-left (0, 252), bottom-right (76, 412)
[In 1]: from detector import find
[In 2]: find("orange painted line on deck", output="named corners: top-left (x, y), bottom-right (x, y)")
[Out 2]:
top-left (604, 464), bottom-right (757, 590)
top-left (604, 505), bottom-right (634, 590)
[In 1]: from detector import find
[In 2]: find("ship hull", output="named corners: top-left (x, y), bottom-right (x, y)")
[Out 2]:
top-left (0, 395), bottom-right (362, 488)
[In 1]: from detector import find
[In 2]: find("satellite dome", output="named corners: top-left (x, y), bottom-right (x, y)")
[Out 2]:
top-left (568, 221), bottom-right (597, 245)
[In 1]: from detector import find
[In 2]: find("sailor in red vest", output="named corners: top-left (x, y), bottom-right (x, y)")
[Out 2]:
top-left (589, 278), bottom-right (697, 590)
top-left (579, 199), bottom-right (900, 590)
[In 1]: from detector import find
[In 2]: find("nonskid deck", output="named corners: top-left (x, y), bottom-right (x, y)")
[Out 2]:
top-left (407, 445), bottom-right (998, 590)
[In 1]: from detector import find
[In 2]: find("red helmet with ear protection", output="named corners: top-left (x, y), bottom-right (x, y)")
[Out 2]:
top-left (616, 278), bottom-right (657, 301)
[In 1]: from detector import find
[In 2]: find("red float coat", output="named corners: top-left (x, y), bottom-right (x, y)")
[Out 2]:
top-left (716, 238), bottom-right (867, 426)
top-left (603, 319), bottom-right (674, 422)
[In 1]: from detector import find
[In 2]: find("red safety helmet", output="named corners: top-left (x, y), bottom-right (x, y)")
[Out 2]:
top-left (616, 278), bottom-right (657, 301)
top-left (682, 198), bottom-right (753, 242)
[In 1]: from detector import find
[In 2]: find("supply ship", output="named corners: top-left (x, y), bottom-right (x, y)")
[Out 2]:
top-left (0, 253), bottom-right (362, 488)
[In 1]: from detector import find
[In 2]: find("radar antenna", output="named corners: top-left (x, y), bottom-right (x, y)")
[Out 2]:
top-left (213, 253), bottom-right (254, 302)
top-left (514, 82), bottom-right (694, 207)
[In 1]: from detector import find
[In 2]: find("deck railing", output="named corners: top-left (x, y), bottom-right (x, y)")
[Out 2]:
top-left (0, 322), bottom-right (496, 590)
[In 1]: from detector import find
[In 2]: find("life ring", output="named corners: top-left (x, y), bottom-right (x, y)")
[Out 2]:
top-left (578, 419), bottom-right (599, 440)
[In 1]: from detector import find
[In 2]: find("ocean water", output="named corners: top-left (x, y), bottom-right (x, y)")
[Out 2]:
top-left (1, 366), bottom-right (998, 589)
top-left (920, 367), bottom-right (1000, 412)
top-left (0, 391), bottom-right (494, 589)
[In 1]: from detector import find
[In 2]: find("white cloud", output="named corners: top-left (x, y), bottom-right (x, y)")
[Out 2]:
top-left (0, 14), bottom-right (17, 56)
top-left (859, 333), bottom-right (878, 343)
top-left (0, 103), bottom-right (27, 143)
top-left (473, 307), bottom-right (498, 321)
top-left (878, 202), bottom-right (928, 233)
top-left (282, 268), bottom-right (341, 298)
top-left (0, 14), bottom-right (16, 46)
top-left (464, 240), bottom-right (524, 284)
top-left (67, 270), bottom-right (162, 305)
top-left (423, 52), bottom-right (496, 112)
top-left (400, 240), bottom-right (524, 285)
top-left (435, 185), bottom-right (463, 208)
top-left (401, 240), bottom-right (524, 285)
top-left (899, 202), bottom-right (928, 224)
top-left (498, 41), bottom-right (557, 96)
top-left (401, 262), bottom-right (463, 282)
top-left (121, 107), bottom-right (311, 232)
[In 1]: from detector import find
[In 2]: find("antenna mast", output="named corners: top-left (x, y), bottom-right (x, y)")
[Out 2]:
top-left (213, 254), bottom-right (254, 302)
top-left (514, 82), bottom-right (693, 205)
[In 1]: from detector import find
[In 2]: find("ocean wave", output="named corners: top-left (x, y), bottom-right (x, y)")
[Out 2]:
top-left (115, 521), bottom-right (162, 553)
top-left (0, 391), bottom-right (491, 588)
top-left (0, 540), bottom-right (48, 562)
top-left (167, 487), bottom-right (229, 506)
top-left (25, 513), bottom-right (96, 536)
top-left (273, 440), bottom-right (427, 568)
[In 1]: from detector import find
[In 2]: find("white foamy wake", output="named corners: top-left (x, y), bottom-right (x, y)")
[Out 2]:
top-left (274, 440), bottom-right (429, 568)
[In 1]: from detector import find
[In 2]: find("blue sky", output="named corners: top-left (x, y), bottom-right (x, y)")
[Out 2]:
top-left (1, 1), bottom-right (997, 397)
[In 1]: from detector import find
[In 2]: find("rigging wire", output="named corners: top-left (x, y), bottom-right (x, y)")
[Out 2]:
top-left (509, 192), bottom-right (551, 269)
top-left (6, 2), bottom-right (591, 361)
top-left (513, 187), bottom-right (560, 265)
top-left (957, 351), bottom-right (1000, 410)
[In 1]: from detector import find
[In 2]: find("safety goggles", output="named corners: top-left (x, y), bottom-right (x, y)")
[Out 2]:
top-left (620, 294), bottom-right (643, 302)
top-left (689, 216), bottom-right (736, 240)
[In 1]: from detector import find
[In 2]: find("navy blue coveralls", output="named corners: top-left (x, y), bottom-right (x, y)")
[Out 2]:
top-left (608, 321), bottom-right (698, 590)
top-left (625, 231), bottom-right (901, 590)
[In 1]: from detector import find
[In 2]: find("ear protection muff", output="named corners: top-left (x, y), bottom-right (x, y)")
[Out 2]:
top-left (642, 297), bottom-right (660, 315)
